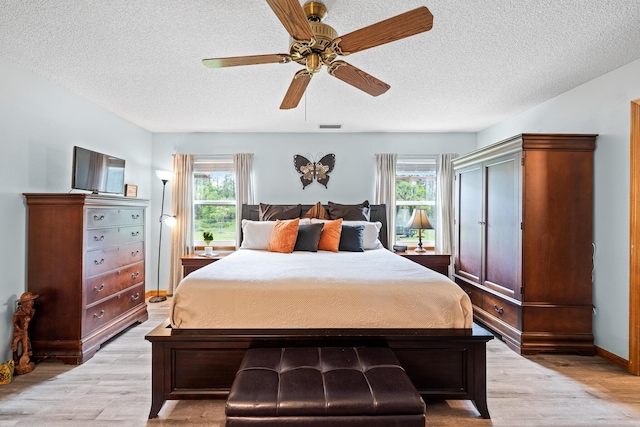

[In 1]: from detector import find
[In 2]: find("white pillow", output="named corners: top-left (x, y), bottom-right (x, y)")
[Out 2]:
top-left (311, 219), bottom-right (383, 250)
top-left (241, 218), bottom-right (311, 250)
top-left (240, 220), bottom-right (275, 250)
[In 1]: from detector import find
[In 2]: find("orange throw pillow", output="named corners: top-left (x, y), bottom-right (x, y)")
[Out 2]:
top-left (268, 218), bottom-right (300, 253)
top-left (301, 202), bottom-right (330, 220)
top-left (317, 218), bottom-right (343, 252)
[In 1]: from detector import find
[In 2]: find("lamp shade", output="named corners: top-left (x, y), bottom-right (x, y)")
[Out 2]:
top-left (155, 170), bottom-right (173, 181)
top-left (405, 208), bottom-right (433, 230)
top-left (164, 215), bottom-right (177, 228)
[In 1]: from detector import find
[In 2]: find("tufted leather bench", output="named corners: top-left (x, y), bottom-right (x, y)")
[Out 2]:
top-left (225, 347), bottom-right (426, 426)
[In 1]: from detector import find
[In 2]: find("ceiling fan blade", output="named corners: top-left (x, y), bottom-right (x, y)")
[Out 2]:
top-left (280, 69), bottom-right (312, 110)
top-left (266, 0), bottom-right (315, 43)
top-left (202, 54), bottom-right (291, 69)
top-left (335, 7), bottom-right (433, 55)
top-left (328, 61), bottom-right (390, 97)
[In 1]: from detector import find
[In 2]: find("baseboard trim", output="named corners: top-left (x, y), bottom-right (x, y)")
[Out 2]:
top-left (145, 290), bottom-right (168, 299)
top-left (596, 345), bottom-right (630, 372)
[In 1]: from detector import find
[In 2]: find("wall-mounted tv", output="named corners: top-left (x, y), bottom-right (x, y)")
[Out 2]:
top-left (72, 146), bottom-right (125, 194)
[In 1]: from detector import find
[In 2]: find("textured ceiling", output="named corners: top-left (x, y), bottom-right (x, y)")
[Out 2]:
top-left (2, 1), bottom-right (640, 133)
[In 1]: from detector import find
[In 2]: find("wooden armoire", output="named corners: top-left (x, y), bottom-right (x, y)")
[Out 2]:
top-left (23, 193), bottom-right (149, 364)
top-left (452, 134), bottom-right (597, 355)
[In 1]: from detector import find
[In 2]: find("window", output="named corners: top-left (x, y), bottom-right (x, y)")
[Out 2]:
top-left (395, 156), bottom-right (436, 247)
top-left (193, 157), bottom-right (236, 246)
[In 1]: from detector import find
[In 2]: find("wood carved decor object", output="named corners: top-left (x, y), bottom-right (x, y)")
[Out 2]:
top-left (11, 292), bottom-right (39, 375)
top-left (202, 0), bottom-right (433, 109)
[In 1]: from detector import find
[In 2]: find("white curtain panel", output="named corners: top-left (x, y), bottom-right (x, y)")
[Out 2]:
top-left (375, 153), bottom-right (397, 249)
top-left (234, 153), bottom-right (255, 246)
top-left (435, 153), bottom-right (458, 261)
top-left (168, 154), bottom-right (194, 295)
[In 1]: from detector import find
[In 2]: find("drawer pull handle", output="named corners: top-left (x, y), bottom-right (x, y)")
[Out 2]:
top-left (131, 250), bottom-right (139, 256)
top-left (131, 231), bottom-right (140, 236)
top-left (493, 304), bottom-right (504, 315)
top-left (131, 293), bottom-right (140, 301)
top-left (94, 258), bottom-right (105, 265)
top-left (93, 235), bottom-right (105, 241)
top-left (131, 271), bottom-right (140, 279)
top-left (132, 214), bottom-right (140, 219)
top-left (94, 214), bottom-right (105, 221)
top-left (94, 284), bottom-right (105, 293)
top-left (93, 310), bottom-right (105, 319)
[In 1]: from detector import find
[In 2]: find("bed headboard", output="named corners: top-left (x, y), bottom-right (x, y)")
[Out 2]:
top-left (241, 204), bottom-right (389, 249)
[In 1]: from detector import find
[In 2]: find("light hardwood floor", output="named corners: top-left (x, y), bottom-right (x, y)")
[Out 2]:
top-left (1, 298), bottom-right (640, 426)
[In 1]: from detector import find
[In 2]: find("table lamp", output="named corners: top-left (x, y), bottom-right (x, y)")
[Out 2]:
top-left (405, 208), bottom-right (433, 253)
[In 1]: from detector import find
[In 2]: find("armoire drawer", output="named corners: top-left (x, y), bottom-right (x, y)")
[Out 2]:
top-left (85, 241), bottom-right (144, 277)
top-left (86, 225), bottom-right (144, 249)
top-left (457, 281), bottom-right (483, 307)
top-left (84, 262), bottom-right (145, 305)
top-left (83, 284), bottom-right (145, 335)
top-left (86, 208), bottom-right (144, 229)
top-left (482, 292), bottom-right (520, 329)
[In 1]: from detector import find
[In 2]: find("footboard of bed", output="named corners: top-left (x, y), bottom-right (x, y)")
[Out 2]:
top-left (145, 322), bottom-right (493, 419)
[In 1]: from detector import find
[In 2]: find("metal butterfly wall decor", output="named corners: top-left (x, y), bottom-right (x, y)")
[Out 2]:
top-left (293, 153), bottom-right (336, 189)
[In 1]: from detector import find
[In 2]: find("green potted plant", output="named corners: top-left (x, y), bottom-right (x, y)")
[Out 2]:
top-left (203, 231), bottom-right (214, 246)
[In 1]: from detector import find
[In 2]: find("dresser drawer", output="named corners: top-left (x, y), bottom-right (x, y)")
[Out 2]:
top-left (83, 284), bottom-right (145, 335)
top-left (457, 281), bottom-right (483, 307)
top-left (482, 292), bottom-right (520, 329)
top-left (86, 208), bottom-right (144, 229)
top-left (85, 262), bottom-right (145, 305)
top-left (85, 241), bottom-right (144, 277)
top-left (86, 225), bottom-right (144, 249)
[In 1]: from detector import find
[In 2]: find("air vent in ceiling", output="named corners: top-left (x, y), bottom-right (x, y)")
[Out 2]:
top-left (319, 124), bottom-right (342, 129)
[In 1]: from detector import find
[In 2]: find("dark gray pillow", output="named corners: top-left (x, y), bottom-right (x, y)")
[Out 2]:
top-left (294, 223), bottom-right (324, 252)
top-left (259, 203), bottom-right (301, 221)
top-left (328, 200), bottom-right (370, 221)
top-left (339, 225), bottom-right (365, 252)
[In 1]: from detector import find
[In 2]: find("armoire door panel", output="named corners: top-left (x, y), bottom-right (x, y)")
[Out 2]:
top-left (456, 166), bottom-right (483, 283)
top-left (522, 150), bottom-right (593, 304)
top-left (483, 156), bottom-right (521, 299)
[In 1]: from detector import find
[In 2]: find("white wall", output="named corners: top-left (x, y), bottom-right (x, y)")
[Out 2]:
top-left (477, 58), bottom-right (640, 359)
top-left (0, 58), bottom-right (153, 362)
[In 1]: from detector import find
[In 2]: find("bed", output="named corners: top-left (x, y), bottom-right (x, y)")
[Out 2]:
top-left (145, 204), bottom-right (493, 419)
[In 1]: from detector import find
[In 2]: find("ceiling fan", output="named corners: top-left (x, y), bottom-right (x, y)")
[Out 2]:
top-left (202, 0), bottom-right (434, 109)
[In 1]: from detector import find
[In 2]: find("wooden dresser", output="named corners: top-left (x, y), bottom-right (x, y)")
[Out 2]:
top-left (452, 134), bottom-right (597, 355)
top-left (23, 193), bottom-right (149, 364)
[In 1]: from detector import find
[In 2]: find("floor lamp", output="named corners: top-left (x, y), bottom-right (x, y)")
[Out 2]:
top-left (150, 170), bottom-right (176, 303)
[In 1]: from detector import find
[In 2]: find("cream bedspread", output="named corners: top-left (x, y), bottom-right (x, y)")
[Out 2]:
top-left (170, 249), bottom-right (472, 329)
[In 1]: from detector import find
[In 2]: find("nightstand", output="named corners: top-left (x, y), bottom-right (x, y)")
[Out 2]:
top-left (396, 250), bottom-right (451, 275)
top-left (180, 253), bottom-right (230, 277)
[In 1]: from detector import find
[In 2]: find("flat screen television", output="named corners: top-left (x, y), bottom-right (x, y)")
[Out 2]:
top-left (72, 146), bottom-right (125, 194)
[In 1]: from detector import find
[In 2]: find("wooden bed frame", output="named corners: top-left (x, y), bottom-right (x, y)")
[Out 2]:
top-left (145, 204), bottom-right (493, 419)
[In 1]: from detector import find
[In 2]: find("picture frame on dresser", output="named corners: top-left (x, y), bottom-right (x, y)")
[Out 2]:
top-left (23, 193), bottom-right (149, 365)
top-left (125, 184), bottom-right (138, 197)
